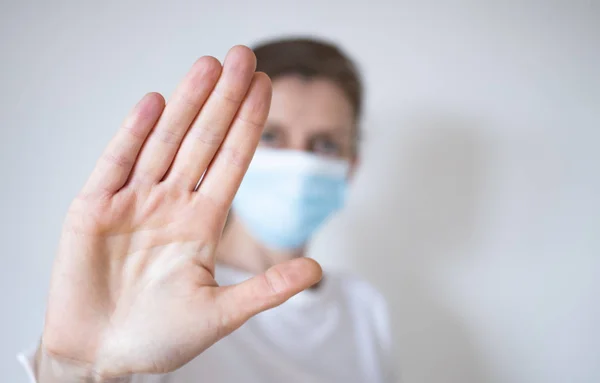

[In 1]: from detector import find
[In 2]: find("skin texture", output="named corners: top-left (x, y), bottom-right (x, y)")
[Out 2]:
top-left (39, 46), bottom-right (323, 380)
top-left (217, 75), bottom-right (357, 274)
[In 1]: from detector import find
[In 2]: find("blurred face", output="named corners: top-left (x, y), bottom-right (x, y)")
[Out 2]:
top-left (231, 75), bottom-right (357, 251)
top-left (260, 75), bottom-right (356, 161)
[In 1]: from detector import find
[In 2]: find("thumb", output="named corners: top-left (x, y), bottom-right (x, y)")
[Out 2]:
top-left (215, 257), bottom-right (323, 331)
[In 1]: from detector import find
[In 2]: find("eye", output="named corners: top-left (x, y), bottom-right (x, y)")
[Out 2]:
top-left (260, 129), bottom-right (282, 148)
top-left (311, 135), bottom-right (342, 156)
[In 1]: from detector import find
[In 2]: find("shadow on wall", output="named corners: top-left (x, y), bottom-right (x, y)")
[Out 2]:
top-left (338, 113), bottom-right (492, 383)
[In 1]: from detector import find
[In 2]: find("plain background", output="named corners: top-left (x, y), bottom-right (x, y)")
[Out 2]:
top-left (1, 1), bottom-right (598, 382)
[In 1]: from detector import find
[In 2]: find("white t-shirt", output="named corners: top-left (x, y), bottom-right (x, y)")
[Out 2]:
top-left (19, 265), bottom-right (395, 383)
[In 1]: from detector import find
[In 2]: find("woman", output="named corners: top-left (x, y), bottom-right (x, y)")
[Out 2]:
top-left (21, 38), bottom-right (395, 383)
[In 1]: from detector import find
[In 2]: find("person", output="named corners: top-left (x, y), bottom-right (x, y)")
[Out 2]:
top-left (19, 38), bottom-right (395, 383)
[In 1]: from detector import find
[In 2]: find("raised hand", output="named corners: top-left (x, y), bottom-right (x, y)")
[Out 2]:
top-left (39, 46), bottom-right (322, 380)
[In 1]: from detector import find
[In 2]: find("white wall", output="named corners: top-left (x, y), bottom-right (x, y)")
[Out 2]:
top-left (1, 1), bottom-right (598, 382)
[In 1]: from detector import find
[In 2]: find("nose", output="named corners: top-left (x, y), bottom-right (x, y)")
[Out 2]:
top-left (286, 135), bottom-right (310, 153)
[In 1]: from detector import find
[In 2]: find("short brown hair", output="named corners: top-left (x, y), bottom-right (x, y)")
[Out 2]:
top-left (252, 37), bottom-right (363, 121)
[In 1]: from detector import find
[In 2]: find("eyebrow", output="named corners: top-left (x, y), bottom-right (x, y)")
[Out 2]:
top-left (264, 122), bottom-right (352, 138)
top-left (311, 127), bottom-right (352, 138)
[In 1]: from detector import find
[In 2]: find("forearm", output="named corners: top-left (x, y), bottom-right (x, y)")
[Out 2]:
top-left (34, 346), bottom-right (131, 383)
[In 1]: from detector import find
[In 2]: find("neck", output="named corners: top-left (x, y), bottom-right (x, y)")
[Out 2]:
top-left (217, 214), bottom-right (305, 274)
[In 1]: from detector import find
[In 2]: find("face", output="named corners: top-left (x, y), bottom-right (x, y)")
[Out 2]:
top-left (230, 75), bottom-right (357, 251)
top-left (260, 75), bottom-right (356, 161)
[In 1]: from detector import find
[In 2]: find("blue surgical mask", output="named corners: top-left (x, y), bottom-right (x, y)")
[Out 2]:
top-left (233, 148), bottom-right (349, 250)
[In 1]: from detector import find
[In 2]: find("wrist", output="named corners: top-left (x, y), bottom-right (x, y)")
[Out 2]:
top-left (35, 346), bottom-right (131, 383)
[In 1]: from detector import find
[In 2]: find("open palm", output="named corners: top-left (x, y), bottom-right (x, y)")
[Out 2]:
top-left (41, 46), bottom-right (321, 379)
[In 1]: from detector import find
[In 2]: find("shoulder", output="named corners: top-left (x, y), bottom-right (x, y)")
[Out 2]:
top-left (326, 271), bottom-right (395, 377)
top-left (326, 271), bottom-right (391, 334)
top-left (327, 271), bottom-right (388, 308)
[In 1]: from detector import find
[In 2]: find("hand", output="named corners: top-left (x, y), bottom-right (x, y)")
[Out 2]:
top-left (40, 46), bottom-right (322, 379)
